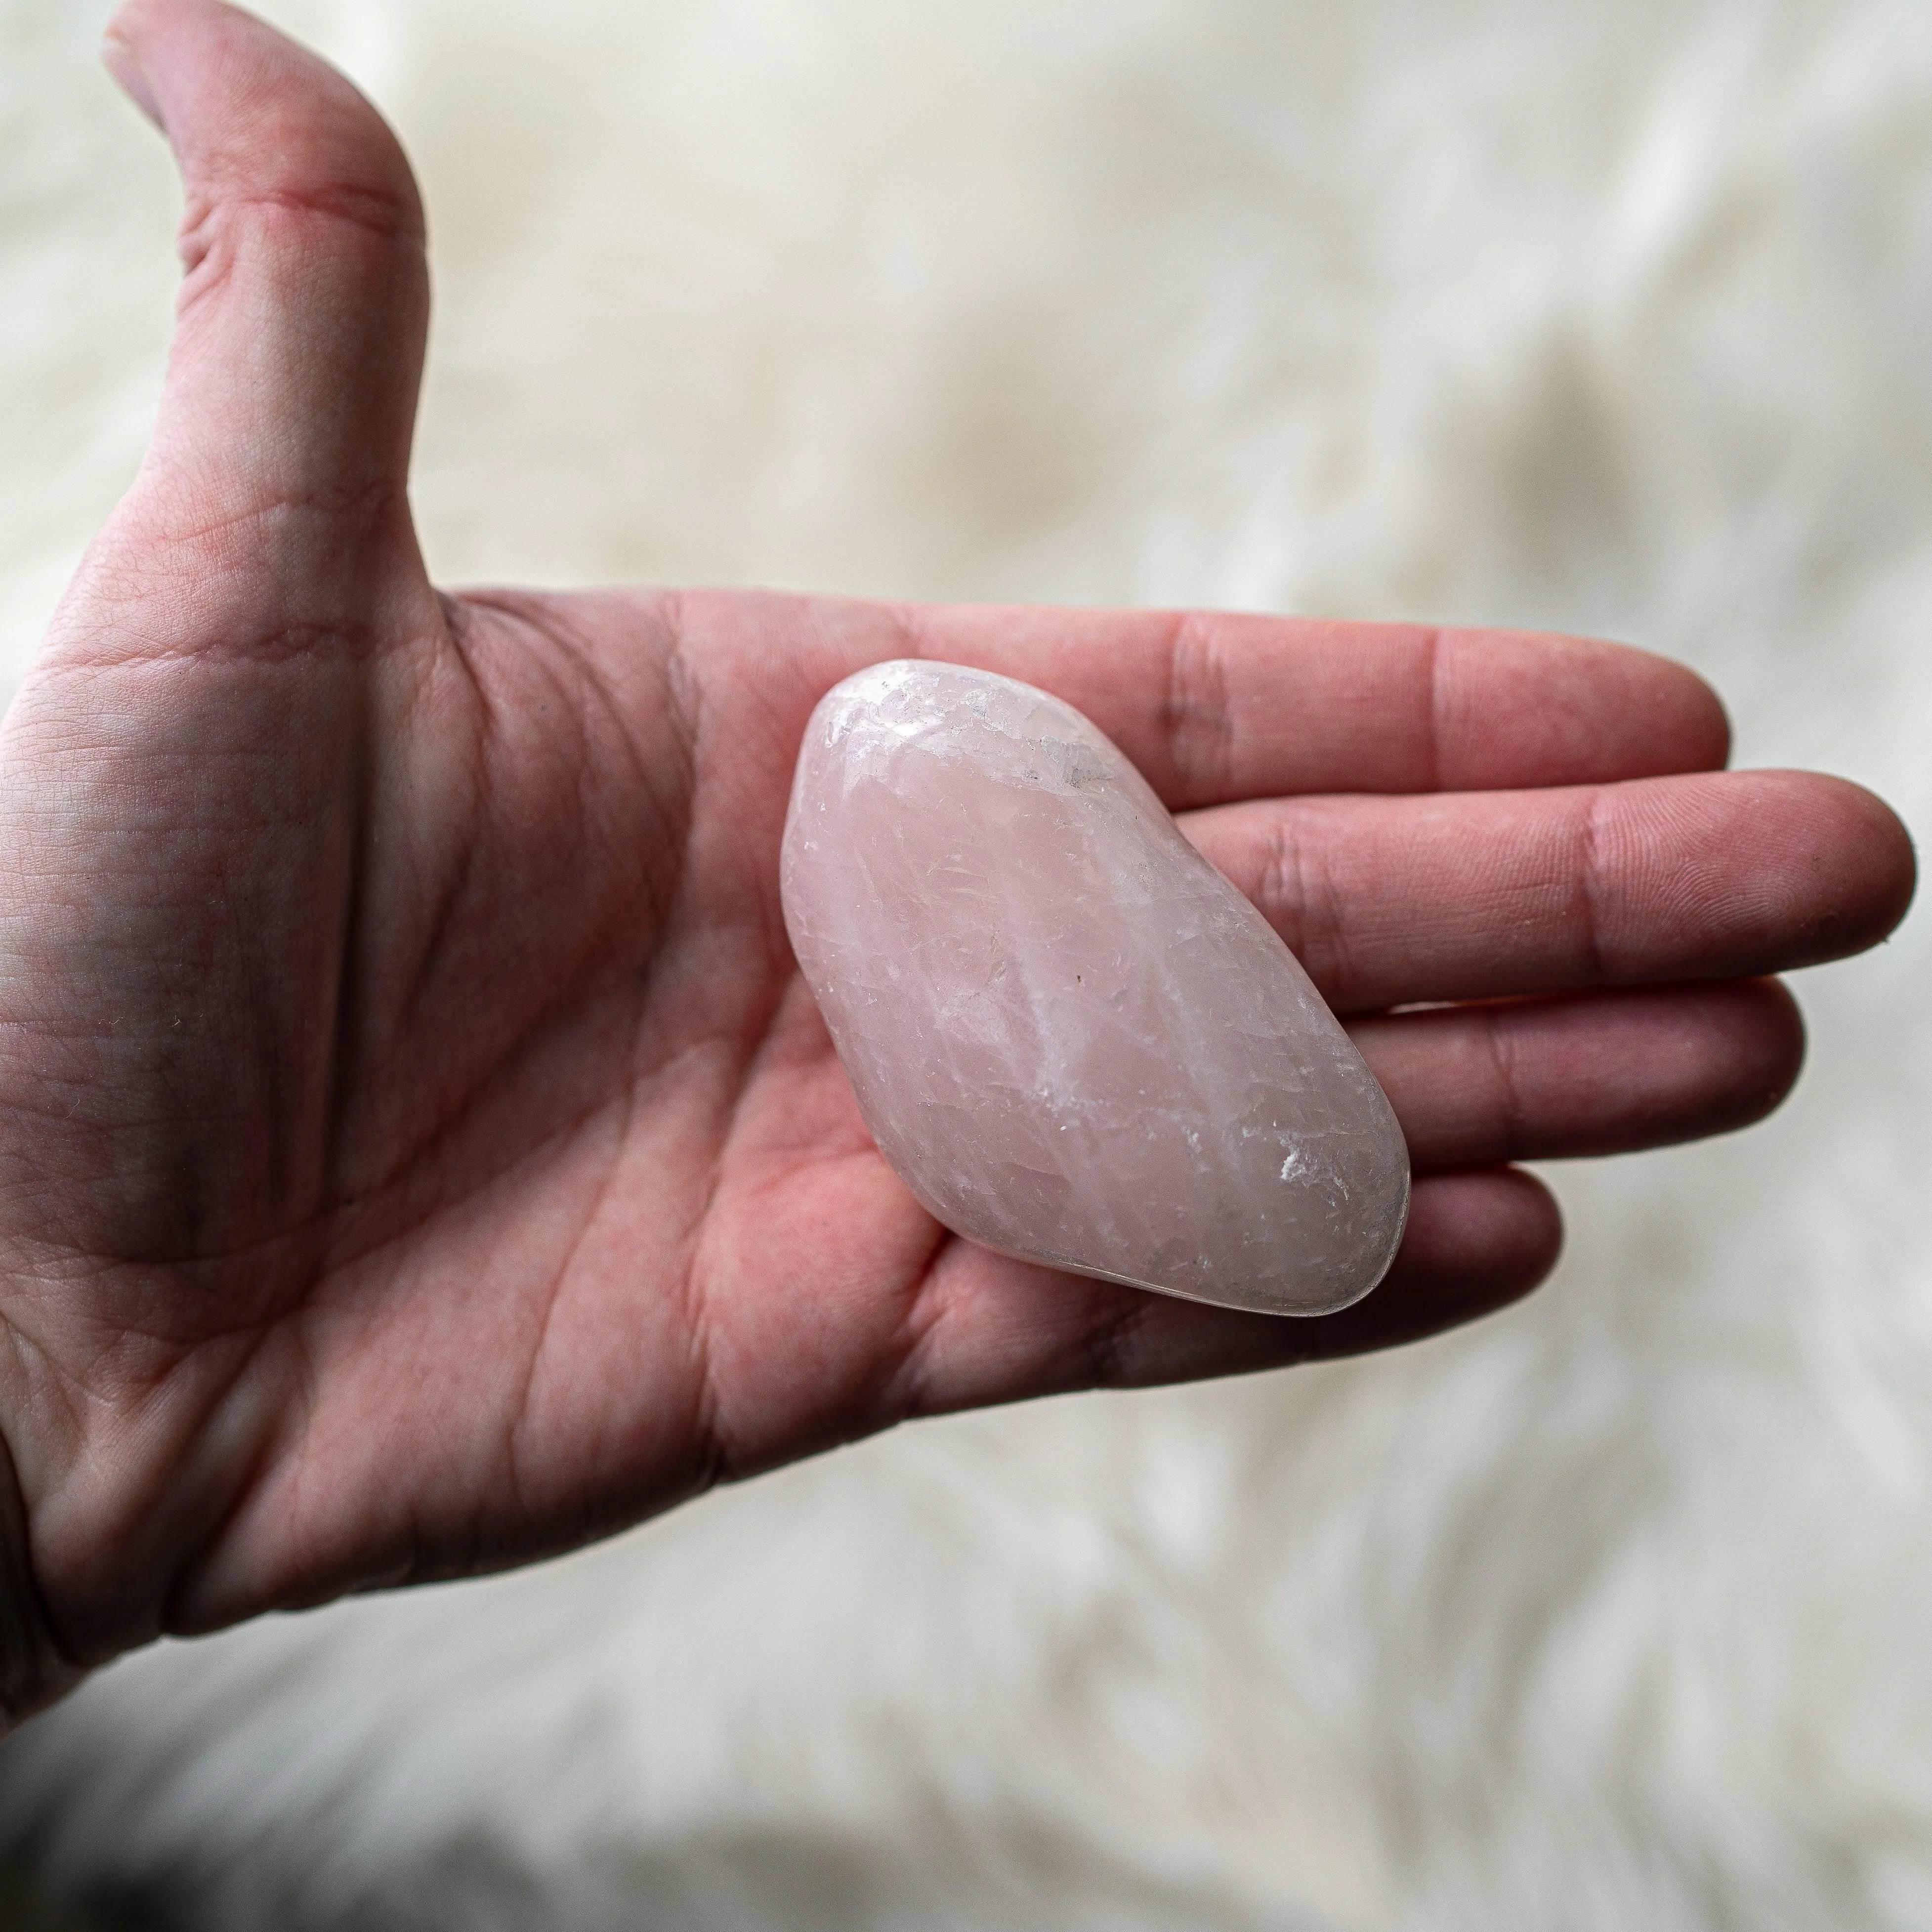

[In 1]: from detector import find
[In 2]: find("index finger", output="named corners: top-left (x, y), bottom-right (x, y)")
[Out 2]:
top-left (894, 604), bottom-right (1732, 808)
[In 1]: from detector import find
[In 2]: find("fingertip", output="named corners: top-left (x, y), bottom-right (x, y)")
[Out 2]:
top-left (1584, 634), bottom-right (1733, 771)
top-left (1386, 1167), bottom-right (1563, 1326)
top-left (1641, 649), bottom-right (1732, 772)
top-left (1585, 637), bottom-right (1733, 775)
top-left (1435, 629), bottom-right (1733, 787)
top-left (1825, 776), bottom-right (1918, 947)
top-left (1677, 674), bottom-right (1732, 773)
top-left (1753, 771), bottom-right (1919, 965)
top-left (1715, 977), bottom-right (1807, 1129)
top-left (1279, 1170), bottom-right (1562, 1365)
top-left (102, 0), bottom-right (422, 231)
top-left (101, 28), bottom-right (164, 131)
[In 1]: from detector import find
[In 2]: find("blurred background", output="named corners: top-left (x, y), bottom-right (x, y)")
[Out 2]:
top-left (0, 0), bottom-right (1929, 1926)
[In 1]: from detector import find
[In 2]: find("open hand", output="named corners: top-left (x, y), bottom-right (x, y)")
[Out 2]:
top-left (0, 0), bottom-right (1912, 1723)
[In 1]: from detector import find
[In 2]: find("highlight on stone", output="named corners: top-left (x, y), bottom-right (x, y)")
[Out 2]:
top-left (779, 660), bottom-right (1411, 1317)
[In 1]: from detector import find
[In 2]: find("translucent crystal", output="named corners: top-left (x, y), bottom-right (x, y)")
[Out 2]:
top-left (780, 661), bottom-right (1411, 1316)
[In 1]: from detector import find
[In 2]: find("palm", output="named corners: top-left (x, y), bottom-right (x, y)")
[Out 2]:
top-left (0, 0), bottom-right (1912, 1719)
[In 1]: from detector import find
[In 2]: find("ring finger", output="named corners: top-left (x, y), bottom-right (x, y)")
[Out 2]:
top-left (1353, 978), bottom-right (1805, 1172)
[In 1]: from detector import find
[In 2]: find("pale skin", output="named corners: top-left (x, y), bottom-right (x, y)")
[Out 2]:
top-left (0, 0), bottom-right (1914, 1727)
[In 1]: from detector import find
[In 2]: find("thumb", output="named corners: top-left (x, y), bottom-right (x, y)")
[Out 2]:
top-left (102, 0), bottom-right (428, 546)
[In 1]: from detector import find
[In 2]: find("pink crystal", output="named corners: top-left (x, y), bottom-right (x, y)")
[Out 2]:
top-left (780, 661), bottom-right (1411, 1316)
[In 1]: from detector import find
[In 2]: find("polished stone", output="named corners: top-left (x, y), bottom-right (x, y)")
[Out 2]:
top-left (780, 661), bottom-right (1410, 1316)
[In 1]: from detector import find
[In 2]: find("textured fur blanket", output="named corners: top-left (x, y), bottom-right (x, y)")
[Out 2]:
top-left (0, 2), bottom-right (1928, 1927)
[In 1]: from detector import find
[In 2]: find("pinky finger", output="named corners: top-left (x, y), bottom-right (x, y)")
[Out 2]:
top-left (1272, 1167), bottom-right (1561, 1365)
top-left (906, 1169), bottom-right (1562, 1417)
top-left (1095, 1168), bottom-right (1562, 1381)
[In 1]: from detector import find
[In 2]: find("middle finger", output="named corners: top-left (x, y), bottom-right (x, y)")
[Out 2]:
top-left (1184, 768), bottom-right (1910, 1013)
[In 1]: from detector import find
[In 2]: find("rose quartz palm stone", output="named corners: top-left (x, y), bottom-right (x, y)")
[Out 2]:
top-left (779, 661), bottom-right (1411, 1316)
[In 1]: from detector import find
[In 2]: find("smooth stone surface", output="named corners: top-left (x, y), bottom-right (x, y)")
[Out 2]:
top-left (780, 661), bottom-right (1411, 1316)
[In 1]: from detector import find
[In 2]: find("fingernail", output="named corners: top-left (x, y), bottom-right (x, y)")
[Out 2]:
top-left (101, 32), bottom-right (164, 132)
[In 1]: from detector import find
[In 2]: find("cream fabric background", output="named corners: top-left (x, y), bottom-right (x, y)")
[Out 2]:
top-left (0, 1), bottom-right (1929, 1926)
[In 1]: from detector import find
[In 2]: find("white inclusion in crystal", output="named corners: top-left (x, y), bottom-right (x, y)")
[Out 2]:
top-left (779, 659), bottom-right (1412, 1317)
